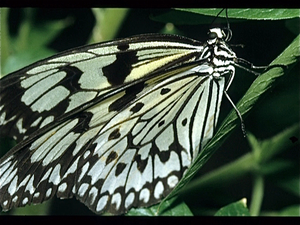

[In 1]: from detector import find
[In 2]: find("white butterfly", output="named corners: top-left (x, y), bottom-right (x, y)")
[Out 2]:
top-left (0, 20), bottom-right (254, 214)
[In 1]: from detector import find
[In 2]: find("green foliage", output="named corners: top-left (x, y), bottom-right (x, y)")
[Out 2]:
top-left (127, 197), bottom-right (193, 216)
top-left (151, 8), bottom-right (300, 25)
top-left (1, 8), bottom-right (72, 74)
top-left (1, 8), bottom-right (299, 216)
top-left (178, 8), bottom-right (300, 20)
top-left (215, 198), bottom-right (250, 216)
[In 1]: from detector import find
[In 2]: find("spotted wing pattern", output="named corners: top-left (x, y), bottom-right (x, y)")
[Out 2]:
top-left (0, 29), bottom-right (237, 214)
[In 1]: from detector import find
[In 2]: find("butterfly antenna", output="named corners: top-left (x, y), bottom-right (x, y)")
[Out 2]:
top-left (211, 8), bottom-right (226, 26)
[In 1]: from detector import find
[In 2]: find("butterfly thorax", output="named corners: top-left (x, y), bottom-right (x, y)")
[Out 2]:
top-left (195, 28), bottom-right (236, 79)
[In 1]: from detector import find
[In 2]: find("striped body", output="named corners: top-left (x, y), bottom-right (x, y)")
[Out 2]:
top-left (0, 28), bottom-right (236, 214)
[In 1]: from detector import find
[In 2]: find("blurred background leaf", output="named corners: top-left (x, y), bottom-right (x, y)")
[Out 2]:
top-left (215, 198), bottom-right (250, 216)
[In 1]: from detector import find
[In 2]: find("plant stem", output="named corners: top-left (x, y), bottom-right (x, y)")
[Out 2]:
top-left (90, 8), bottom-right (129, 43)
top-left (249, 173), bottom-right (264, 216)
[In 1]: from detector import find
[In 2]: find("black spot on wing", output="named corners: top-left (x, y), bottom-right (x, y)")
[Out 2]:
top-left (150, 143), bottom-right (171, 163)
top-left (158, 120), bottom-right (165, 127)
top-left (109, 82), bottom-right (145, 112)
top-left (108, 128), bottom-right (121, 140)
top-left (130, 102), bottom-right (144, 113)
top-left (72, 111), bottom-right (93, 133)
top-left (134, 154), bottom-right (148, 173)
top-left (160, 88), bottom-right (171, 95)
top-left (102, 51), bottom-right (138, 86)
top-left (117, 43), bottom-right (129, 51)
top-left (59, 65), bottom-right (83, 92)
top-left (106, 151), bottom-right (118, 165)
top-left (115, 163), bottom-right (127, 176)
top-left (181, 118), bottom-right (187, 126)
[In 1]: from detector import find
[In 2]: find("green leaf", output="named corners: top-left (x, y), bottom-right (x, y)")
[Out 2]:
top-left (3, 48), bottom-right (56, 75)
top-left (126, 197), bottom-right (193, 216)
top-left (215, 198), bottom-right (250, 216)
top-left (1, 8), bottom-right (9, 67)
top-left (259, 159), bottom-right (295, 176)
top-left (150, 9), bottom-right (215, 25)
top-left (152, 9), bottom-right (300, 25)
top-left (2, 8), bottom-right (72, 74)
top-left (11, 9), bottom-right (72, 52)
top-left (25, 19), bottom-right (73, 50)
top-left (178, 8), bottom-right (300, 20)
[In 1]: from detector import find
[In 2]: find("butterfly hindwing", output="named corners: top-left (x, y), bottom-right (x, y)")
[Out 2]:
top-left (0, 64), bottom-right (224, 214)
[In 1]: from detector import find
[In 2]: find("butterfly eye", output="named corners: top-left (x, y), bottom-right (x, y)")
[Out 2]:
top-left (208, 31), bottom-right (218, 40)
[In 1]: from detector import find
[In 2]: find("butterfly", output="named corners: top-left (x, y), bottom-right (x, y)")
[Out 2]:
top-left (0, 10), bottom-right (260, 215)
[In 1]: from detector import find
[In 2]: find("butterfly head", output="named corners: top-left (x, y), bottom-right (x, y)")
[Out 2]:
top-left (207, 28), bottom-right (232, 44)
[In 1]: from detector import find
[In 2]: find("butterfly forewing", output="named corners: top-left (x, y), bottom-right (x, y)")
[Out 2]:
top-left (0, 34), bottom-right (203, 143)
top-left (0, 29), bottom-right (236, 214)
